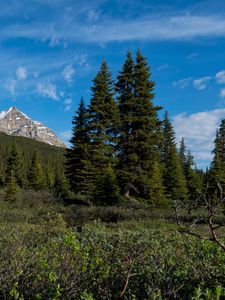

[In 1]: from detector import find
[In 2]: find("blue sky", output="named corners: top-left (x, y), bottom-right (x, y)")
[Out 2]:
top-left (1, 0), bottom-right (225, 168)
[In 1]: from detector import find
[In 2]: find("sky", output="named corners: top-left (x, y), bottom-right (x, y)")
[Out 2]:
top-left (1, 0), bottom-right (225, 169)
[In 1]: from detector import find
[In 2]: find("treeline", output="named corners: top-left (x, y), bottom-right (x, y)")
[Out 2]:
top-left (65, 50), bottom-right (209, 206)
top-left (0, 132), bottom-right (65, 197)
top-left (2, 50), bottom-right (224, 207)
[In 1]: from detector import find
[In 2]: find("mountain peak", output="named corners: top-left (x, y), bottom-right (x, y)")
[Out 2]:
top-left (0, 107), bottom-right (66, 148)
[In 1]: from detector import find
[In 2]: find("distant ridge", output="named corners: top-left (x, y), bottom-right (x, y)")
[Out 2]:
top-left (0, 107), bottom-right (66, 148)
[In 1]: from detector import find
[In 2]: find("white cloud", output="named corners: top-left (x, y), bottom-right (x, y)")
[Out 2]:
top-left (157, 64), bottom-right (168, 71)
top-left (2, 13), bottom-right (225, 44)
top-left (193, 76), bottom-right (211, 90)
top-left (16, 66), bottom-right (28, 80)
top-left (173, 109), bottom-right (225, 167)
top-left (63, 64), bottom-right (74, 83)
top-left (64, 98), bottom-right (72, 111)
top-left (5, 78), bottom-right (17, 96)
top-left (216, 70), bottom-right (225, 84)
top-left (36, 82), bottom-right (59, 100)
top-left (186, 52), bottom-right (198, 60)
top-left (173, 77), bottom-right (192, 89)
top-left (220, 88), bottom-right (225, 98)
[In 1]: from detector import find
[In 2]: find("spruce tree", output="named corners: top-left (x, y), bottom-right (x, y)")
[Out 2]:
top-left (87, 60), bottom-right (119, 203)
top-left (5, 142), bottom-right (25, 187)
top-left (185, 150), bottom-right (202, 202)
top-left (148, 160), bottom-right (166, 206)
top-left (28, 151), bottom-right (44, 190)
top-left (116, 50), bottom-right (162, 199)
top-left (4, 171), bottom-right (20, 202)
top-left (162, 112), bottom-right (188, 201)
top-left (179, 138), bottom-right (187, 171)
top-left (65, 97), bottom-right (93, 197)
top-left (95, 166), bottom-right (120, 205)
top-left (209, 120), bottom-right (225, 195)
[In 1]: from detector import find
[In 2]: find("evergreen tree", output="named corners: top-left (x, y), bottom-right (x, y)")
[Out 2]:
top-left (162, 112), bottom-right (188, 201)
top-left (54, 172), bottom-right (70, 200)
top-left (65, 97), bottom-right (92, 196)
top-left (185, 150), bottom-right (202, 202)
top-left (5, 142), bottom-right (25, 187)
top-left (148, 160), bottom-right (166, 206)
top-left (45, 166), bottom-right (54, 189)
top-left (87, 60), bottom-right (119, 202)
top-left (28, 151), bottom-right (45, 190)
top-left (116, 50), bottom-right (162, 199)
top-left (88, 60), bottom-right (118, 166)
top-left (95, 166), bottom-right (120, 205)
top-left (209, 120), bottom-right (225, 194)
top-left (179, 138), bottom-right (187, 171)
top-left (4, 171), bottom-right (20, 202)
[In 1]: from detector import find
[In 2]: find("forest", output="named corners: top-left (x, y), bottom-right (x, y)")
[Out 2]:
top-left (1, 50), bottom-right (225, 299)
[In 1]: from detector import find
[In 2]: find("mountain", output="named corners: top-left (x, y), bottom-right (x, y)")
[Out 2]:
top-left (0, 107), bottom-right (66, 148)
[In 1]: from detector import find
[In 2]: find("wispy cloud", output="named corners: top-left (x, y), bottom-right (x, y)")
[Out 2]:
top-left (64, 98), bottom-right (72, 111)
top-left (173, 77), bottom-right (192, 89)
top-left (5, 78), bottom-right (17, 96)
top-left (193, 76), bottom-right (211, 90)
top-left (63, 64), bottom-right (74, 84)
top-left (36, 82), bottom-right (59, 100)
top-left (16, 66), bottom-right (28, 80)
top-left (220, 88), bottom-right (225, 98)
top-left (157, 64), bottom-right (168, 71)
top-left (173, 109), bottom-right (225, 166)
top-left (216, 70), bottom-right (225, 84)
top-left (186, 52), bottom-right (198, 60)
top-left (1, 13), bottom-right (225, 44)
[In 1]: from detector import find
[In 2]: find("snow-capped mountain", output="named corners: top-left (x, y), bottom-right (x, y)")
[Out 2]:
top-left (0, 107), bottom-right (66, 148)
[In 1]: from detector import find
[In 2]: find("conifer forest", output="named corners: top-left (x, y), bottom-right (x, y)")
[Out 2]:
top-left (1, 51), bottom-right (225, 299)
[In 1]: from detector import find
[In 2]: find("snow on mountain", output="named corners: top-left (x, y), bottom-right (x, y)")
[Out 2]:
top-left (0, 107), bottom-right (66, 148)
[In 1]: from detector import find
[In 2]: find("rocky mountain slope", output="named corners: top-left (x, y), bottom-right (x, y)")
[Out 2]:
top-left (0, 107), bottom-right (66, 148)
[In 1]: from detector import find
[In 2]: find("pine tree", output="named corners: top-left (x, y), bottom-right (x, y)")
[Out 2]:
top-left (116, 50), bottom-right (162, 199)
top-left (148, 160), bottom-right (167, 206)
top-left (5, 142), bottom-right (25, 187)
top-left (65, 97), bottom-right (92, 196)
top-left (95, 166), bottom-right (120, 205)
top-left (162, 112), bottom-right (188, 201)
top-left (4, 171), bottom-right (20, 202)
top-left (87, 60), bottom-right (119, 202)
top-left (179, 138), bottom-right (187, 171)
top-left (209, 120), bottom-right (225, 195)
top-left (28, 151), bottom-right (45, 190)
top-left (88, 60), bottom-right (118, 166)
top-left (54, 172), bottom-right (70, 200)
top-left (185, 150), bottom-right (202, 202)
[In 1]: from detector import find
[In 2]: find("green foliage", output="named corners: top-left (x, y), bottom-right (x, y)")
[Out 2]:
top-left (116, 50), bottom-right (162, 199)
top-left (65, 98), bottom-right (91, 195)
top-left (28, 151), bottom-right (45, 190)
top-left (95, 166), bottom-right (120, 205)
top-left (4, 171), bottom-right (21, 202)
top-left (162, 112), bottom-right (188, 201)
top-left (148, 160), bottom-right (167, 206)
top-left (1, 198), bottom-right (225, 299)
top-left (209, 120), bottom-right (225, 196)
top-left (5, 142), bottom-right (25, 187)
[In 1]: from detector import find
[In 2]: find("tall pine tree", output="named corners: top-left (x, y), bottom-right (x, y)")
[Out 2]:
top-left (162, 112), bottom-right (188, 201)
top-left (65, 97), bottom-right (93, 197)
top-left (209, 120), bottom-right (225, 195)
top-left (116, 50), bottom-right (162, 199)
top-left (87, 60), bottom-right (119, 203)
